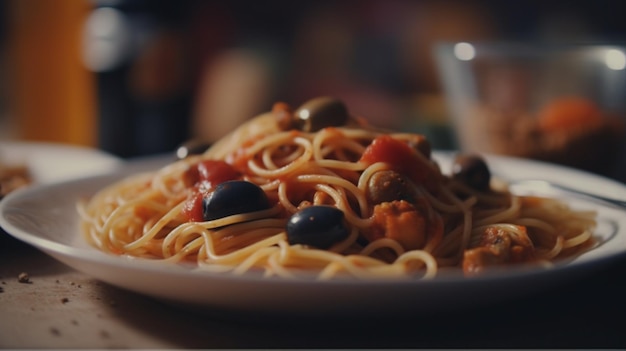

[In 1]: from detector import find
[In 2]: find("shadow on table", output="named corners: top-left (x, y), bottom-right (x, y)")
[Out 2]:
top-left (0, 230), bottom-right (71, 276)
top-left (92, 258), bottom-right (626, 349)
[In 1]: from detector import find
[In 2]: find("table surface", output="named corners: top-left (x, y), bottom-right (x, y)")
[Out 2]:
top-left (1, 155), bottom-right (626, 349)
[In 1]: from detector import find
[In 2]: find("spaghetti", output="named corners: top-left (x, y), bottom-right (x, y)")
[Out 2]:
top-left (79, 97), bottom-right (597, 280)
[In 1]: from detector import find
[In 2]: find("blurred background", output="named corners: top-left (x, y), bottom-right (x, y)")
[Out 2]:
top-left (0, 0), bottom-right (625, 181)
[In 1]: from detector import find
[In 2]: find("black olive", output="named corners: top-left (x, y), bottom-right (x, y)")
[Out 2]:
top-left (286, 205), bottom-right (350, 249)
top-left (203, 180), bottom-right (270, 221)
top-left (293, 97), bottom-right (349, 132)
top-left (366, 170), bottom-right (419, 204)
top-left (452, 154), bottom-right (491, 191)
top-left (176, 139), bottom-right (212, 159)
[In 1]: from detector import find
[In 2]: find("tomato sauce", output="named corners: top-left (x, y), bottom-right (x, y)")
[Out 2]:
top-left (226, 137), bottom-right (262, 171)
top-left (196, 160), bottom-right (240, 188)
top-left (359, 135), bottom-right (438, 191)
top-left (182, 192), bottom-right (204, 222)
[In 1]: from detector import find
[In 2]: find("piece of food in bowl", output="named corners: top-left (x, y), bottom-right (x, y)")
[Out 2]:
top-left (0, 163), bottom-right (31, 199)
top-left (471, 96), bottom-right (625, 174)
top-left (537, 97), bottom-right (606, 132)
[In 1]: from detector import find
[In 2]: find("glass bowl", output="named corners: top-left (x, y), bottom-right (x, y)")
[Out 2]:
top-left (435, 41), bottom-right (626, 178)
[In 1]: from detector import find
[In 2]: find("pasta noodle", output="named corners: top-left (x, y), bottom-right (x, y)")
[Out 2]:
top-left (79, 97), bottom-right (597, 280)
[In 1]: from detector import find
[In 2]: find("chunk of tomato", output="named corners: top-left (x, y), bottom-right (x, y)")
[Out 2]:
top-left (182, 192), bottom-right (204, 222)
top-left (197, 160), bottom-right (241, 188)
top-left (360, 135), bottom-right (438, 190)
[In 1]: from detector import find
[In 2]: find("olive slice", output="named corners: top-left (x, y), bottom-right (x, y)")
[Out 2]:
top-left (202, 180), bottom-right (270, 221)
top-left (452, 154), bottom-right (491, 191)
top-left (286, 205), bottom-right (349, 249)
top-left (293, 97), bottom-right (349, 132)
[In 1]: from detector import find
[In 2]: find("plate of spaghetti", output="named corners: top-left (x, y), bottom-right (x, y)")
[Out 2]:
top-left (1, 97), bottom-right (625, 317)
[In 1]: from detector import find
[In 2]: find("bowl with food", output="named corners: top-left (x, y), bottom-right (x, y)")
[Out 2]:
top-left (435, 42), bottom-right (626, 177)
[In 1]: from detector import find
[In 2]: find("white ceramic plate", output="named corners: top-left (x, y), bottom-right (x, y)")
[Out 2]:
top-left (0, 141), bottom-right (122, 184)
top-left (1, 152), bottom-right (625, 319)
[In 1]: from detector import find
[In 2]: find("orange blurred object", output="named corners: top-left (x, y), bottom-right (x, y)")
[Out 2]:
top-left (538, 97), bottom-right (603, 132)
top-left (7, 0), bottom-right (96, 146)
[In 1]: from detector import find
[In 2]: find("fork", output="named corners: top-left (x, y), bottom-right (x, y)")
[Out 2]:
top-left (507, 179), bottom-right (626, 210)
